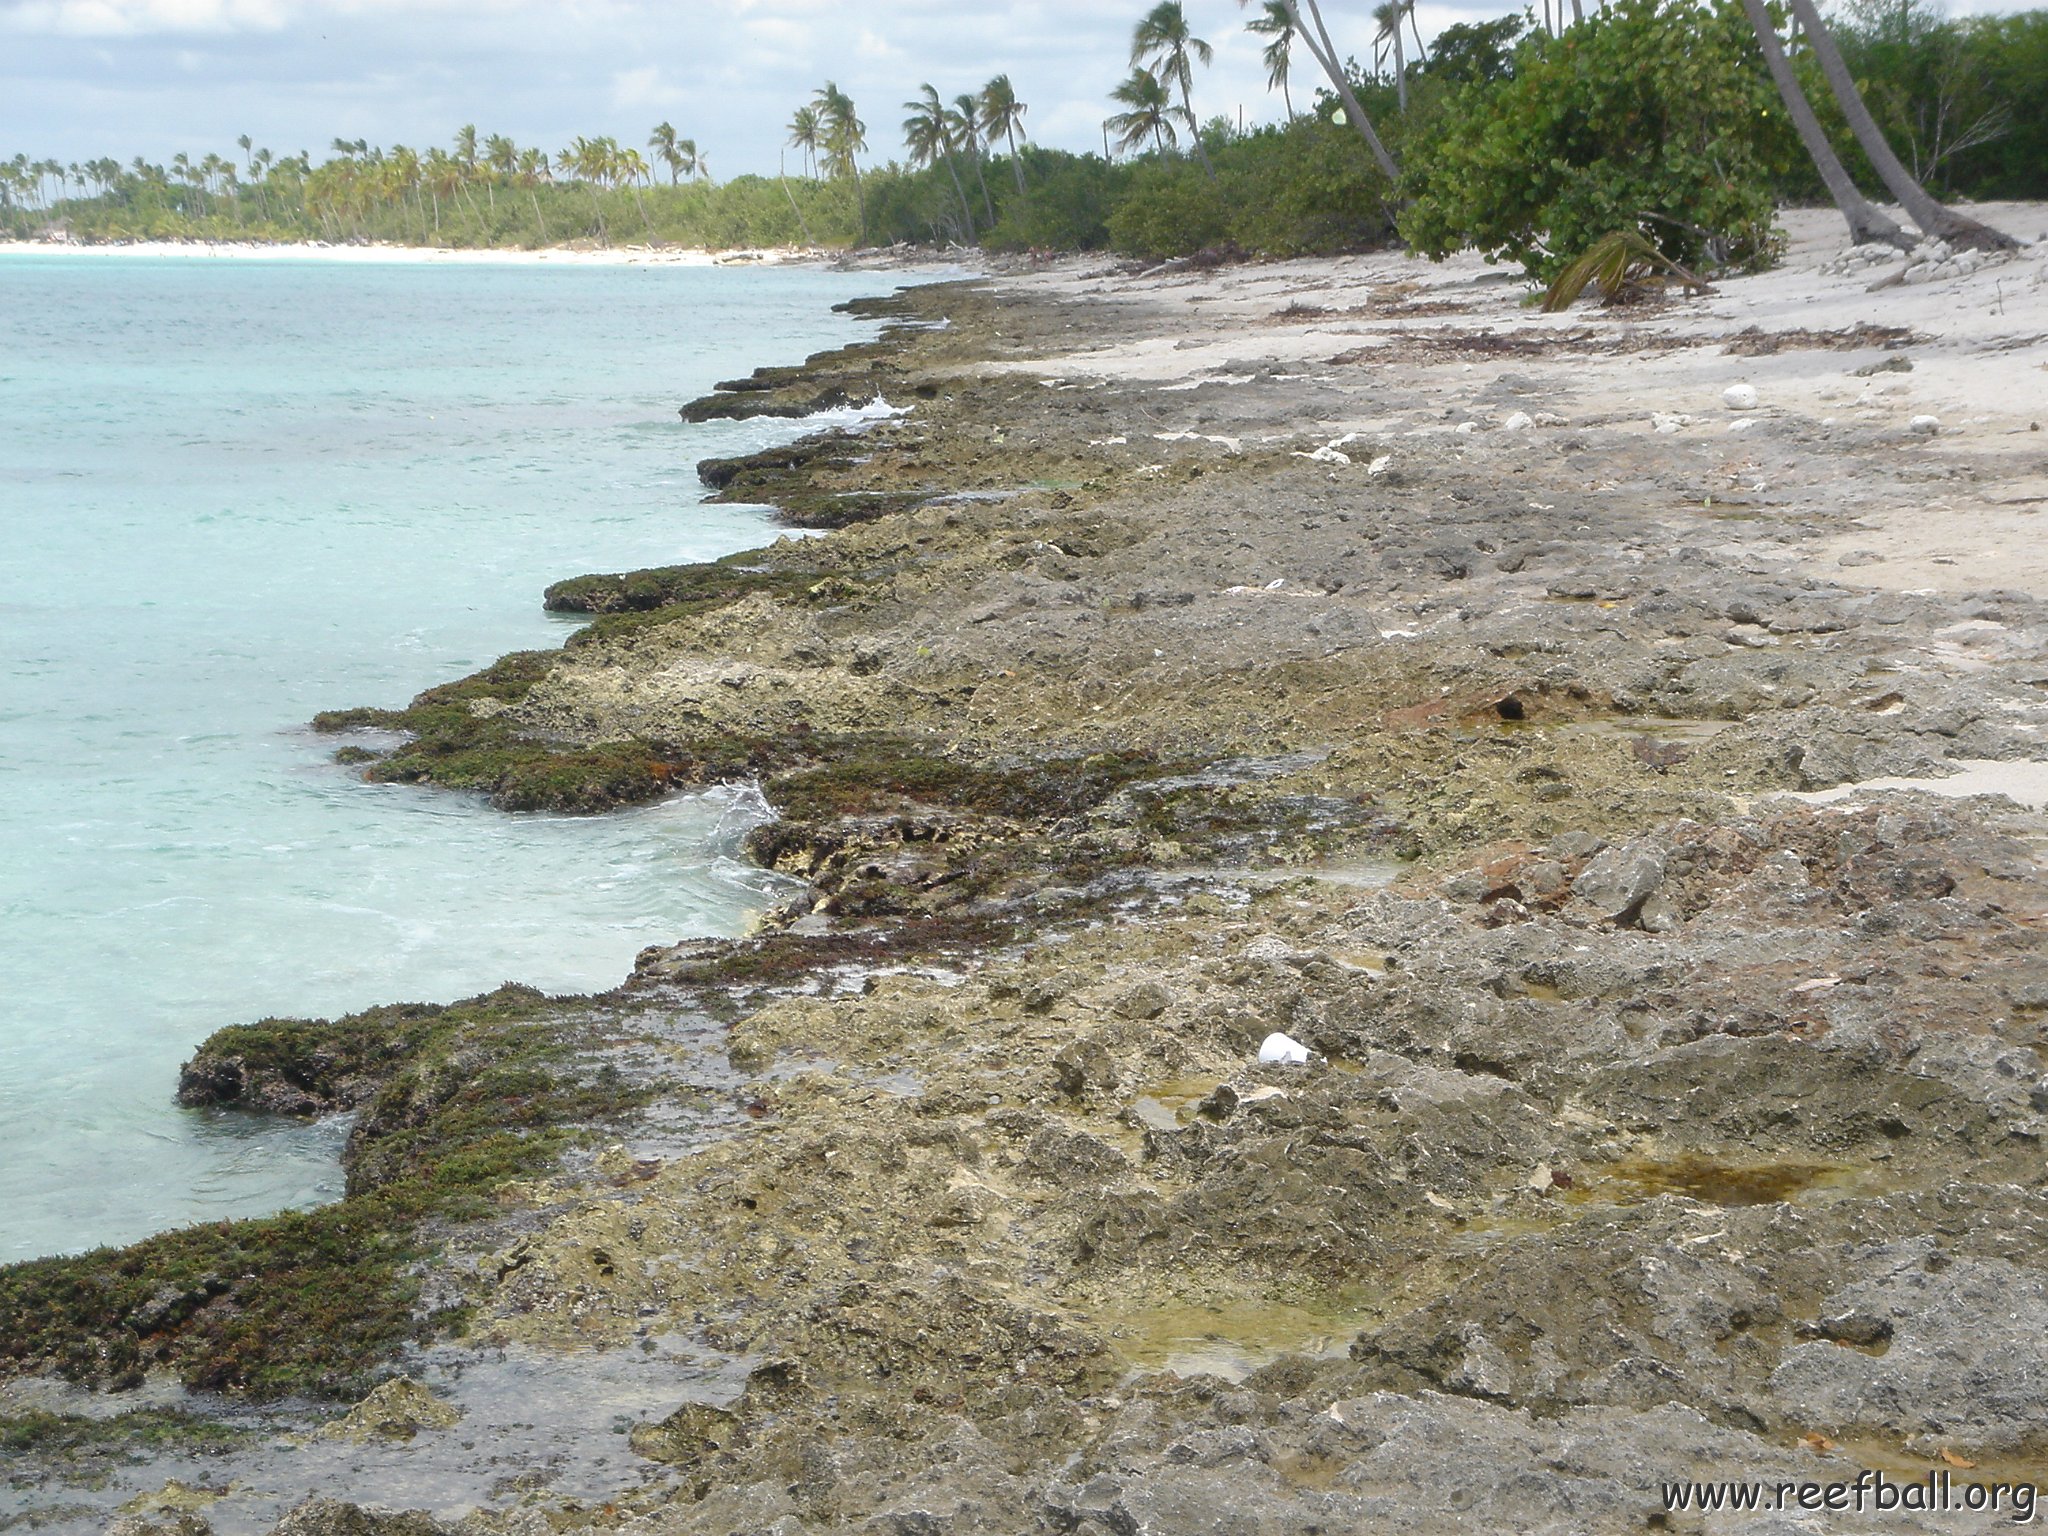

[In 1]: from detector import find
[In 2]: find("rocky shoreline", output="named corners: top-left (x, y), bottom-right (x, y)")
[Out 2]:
top-left (6, 212), bottom-right (2048, 1533)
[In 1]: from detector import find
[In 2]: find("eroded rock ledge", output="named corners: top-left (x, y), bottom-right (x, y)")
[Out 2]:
top-left (9, 244), bottom-right (2048, 1533)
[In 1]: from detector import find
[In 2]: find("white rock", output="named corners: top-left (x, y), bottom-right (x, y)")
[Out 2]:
top-left (1907, 415), bottom-right (1941, 435)
top-left (1257, 1031), bottom-right (1312, 1066)
top-left (1726, 418), bottom-right (1758, 434)
top-left (1651, 412), bottom-right (1691, 434)
top-left (1501, 410), bottom-right (1535, 432)
top-left (1722, 384), bottom-right (1759, 411)
top-left (1456, 421), bottom-right (1479, 435)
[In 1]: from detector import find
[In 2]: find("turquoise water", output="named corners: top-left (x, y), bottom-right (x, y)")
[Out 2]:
top-left (0, 253), bottom-right (911, 1263)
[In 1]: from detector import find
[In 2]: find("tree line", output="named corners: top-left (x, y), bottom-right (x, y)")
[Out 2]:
top-left (3, 0), bottom-right (2041, 274)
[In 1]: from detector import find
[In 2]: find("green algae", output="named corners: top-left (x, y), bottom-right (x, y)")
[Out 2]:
top-left (0, 986), bottom-right (650, 1401)
top-left (541, 546), bottom-right (842, 618)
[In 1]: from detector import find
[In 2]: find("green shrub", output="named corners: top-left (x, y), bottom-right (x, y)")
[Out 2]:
top-left (982, 149), bottom-right (1128, 251)
top-left (1106, 161), bottom-right (1230, 258)
top-left (1103, 119), bottom-right (1395, 261)
top-left (1224, 118), bottom-right (1396, 257)
top-left (1399, 0), bottom-right (1793, 282)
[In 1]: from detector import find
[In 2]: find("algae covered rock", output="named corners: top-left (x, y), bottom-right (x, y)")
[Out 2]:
top-left (107, 1517), bottom-right (213, 1536)
top-left (268, 1500), bottom-right (450, 1536)
top-left (317, 1377), bottom-right (460, 1443)
top-left (629, 1399), bottom-right (748, 1466)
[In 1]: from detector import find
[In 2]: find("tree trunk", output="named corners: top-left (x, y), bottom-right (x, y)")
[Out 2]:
top-left (779, 157), bottom-right (817, 246)
top-left (1740, 0), bottom-right (1914, 248)
top-left (1183, 85), bottom-right (1215, 176)
top-left (1284, 0), bottom-right (1401, 181)
top-left (972, 151), bottom-right (996, 228)
top-left (1784, 0), bottom-right (2016, 250)
top-left (1392, 28), bottom-right (1407, 114)
top-left (1006, 129), bottom-right (1027, 194)
top-left (942, 151), bottom-right (976, 239)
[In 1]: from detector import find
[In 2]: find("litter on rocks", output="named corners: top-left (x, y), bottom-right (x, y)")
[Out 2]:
top-left (1257, 1031), bottom-right (1312, 1065)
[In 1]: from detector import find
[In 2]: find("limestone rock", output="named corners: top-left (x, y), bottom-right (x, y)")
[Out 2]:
top-left (1570, 842), bottom-right (1667, 923)
top-left (630, 1400), bottom-right (748, 1467)
top-left (318, 1377), bottom-right (461, 1443)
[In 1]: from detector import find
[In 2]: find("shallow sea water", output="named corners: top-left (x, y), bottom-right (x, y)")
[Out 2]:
top-left (0, 252), bottom-right (915, 1262)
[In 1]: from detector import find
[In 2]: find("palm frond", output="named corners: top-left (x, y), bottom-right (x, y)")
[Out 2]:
top-left (1542, 229), bottom-right (1712, 312)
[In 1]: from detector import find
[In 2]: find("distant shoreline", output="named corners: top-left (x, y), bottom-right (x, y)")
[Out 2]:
top-left (0, 237), bottom-right (822, 267)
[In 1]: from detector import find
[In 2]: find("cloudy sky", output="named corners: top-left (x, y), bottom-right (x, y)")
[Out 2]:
top-left (5, 0), bottom-right (1555, 174)
top-left (3, 0), bottom-right (2018, 175)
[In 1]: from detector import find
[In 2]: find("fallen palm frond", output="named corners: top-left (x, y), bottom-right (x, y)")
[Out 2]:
top-left (1542, 229), bottom-right (1713, 312)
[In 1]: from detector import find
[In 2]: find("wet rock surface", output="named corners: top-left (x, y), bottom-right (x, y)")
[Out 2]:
top-left (7, 249), bottom-right (2048, 1532)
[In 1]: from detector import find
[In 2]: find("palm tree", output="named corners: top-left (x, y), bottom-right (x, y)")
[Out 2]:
top-left (816, 82), bottom-right (868, 244)
top-left (484, 133), bottom-right (516, 211)
top-left (979, 75), bottom-right (1029, 194)
top-left (1245, 1), bottom-right (1298, 120)
top-left (1737, 0), bottom-right (1911, 249)
top-left (787, 105), bottom-right (822, 179)
top-left (1781, 0), bottom-right (2015, 251)
top-left (1237, 0), bottom-right (1399, 180)
top-left (514, 145), bottom-right (549, 240)
top-left (952, 93), bottom-right (998, 227)
top-left (1372, 0), bottom-right (1412, 113)
top-left (649, 122), bottom-right (687, 185)
top-left (423, 147), bottom-right (460, 233)
top-left (1131, 1), bottom-right (1214, 173)
top-left (1107, 67), bottom-right (1182, 157)
top-left (616, 146), bottom-right (655, 232)
top-left (905, 84), bottom-right (977, 237)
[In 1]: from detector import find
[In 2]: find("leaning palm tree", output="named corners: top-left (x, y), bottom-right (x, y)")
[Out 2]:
top-left (1245, 1), bottom-right (1298, 120)
top-left (787, 105), bottom-right (822, 179)
top-left (1781, 0), bottom-right (2014, 251)
top-left (904, 84), bottom-right (977, 238)
top-left (816, 82), bottom-right (869, 245)
top-left (952, 93), bottom-right (998, 227)
top-left (1237, 0), bottom-right (1399, 181)
top-left (1132, 1), bottom-right (1214, 173)
top-left (1737, 0), bottom-right (1911, 249)
top-left (1107, 67), bottom-right (1183, 157)
top-left (979, 75), bottom-right (1030, 194)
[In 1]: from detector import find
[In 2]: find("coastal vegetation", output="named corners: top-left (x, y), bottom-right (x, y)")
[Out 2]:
top-left (3, 0), bottom-right (2039, 268)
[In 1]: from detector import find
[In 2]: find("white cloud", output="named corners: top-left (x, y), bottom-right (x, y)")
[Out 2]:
top-left (0, 0), bottom-right (1532, 172)
top-left (609, 63), bottom-right (672, 111)
top-left (3, 0), bottom-right (289, 34)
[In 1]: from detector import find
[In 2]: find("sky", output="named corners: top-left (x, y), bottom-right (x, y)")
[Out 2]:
top-left (3, 0), bottom-right (1582, 174)
top-left (1, 0), bottom-right (2020, 175)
